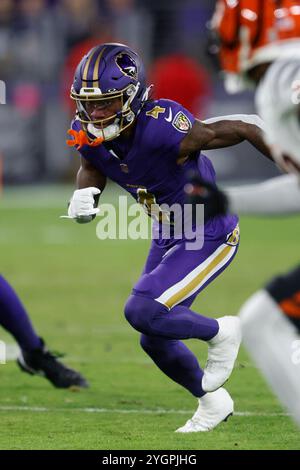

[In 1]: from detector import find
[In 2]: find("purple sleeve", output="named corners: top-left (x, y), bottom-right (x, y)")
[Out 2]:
top-left (69, 117), bottom-right (95, 161)
top-left (144, 99), bottom-right (195, 157)
top-left (69, 118), bottom-right (109, 177)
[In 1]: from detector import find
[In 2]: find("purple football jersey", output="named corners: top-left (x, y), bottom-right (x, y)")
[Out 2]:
top-left (71, 99), bottom-right (238, 244)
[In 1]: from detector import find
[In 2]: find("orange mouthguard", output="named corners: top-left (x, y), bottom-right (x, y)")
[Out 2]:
top-left (66, 129), bottom-right (104, 150)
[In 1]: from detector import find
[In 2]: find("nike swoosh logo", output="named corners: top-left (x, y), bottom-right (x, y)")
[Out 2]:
top-left (109, 149), bottom-right (120, 160)
top-left (165, 108), bottom-right (173, 122)
top-left (162, 244), bottom-right (177, 259)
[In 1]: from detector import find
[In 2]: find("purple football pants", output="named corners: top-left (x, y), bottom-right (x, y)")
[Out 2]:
top-left (124, 227), bottom-right (239, 397)
top-left (0, 275), bottom-right (41, 351)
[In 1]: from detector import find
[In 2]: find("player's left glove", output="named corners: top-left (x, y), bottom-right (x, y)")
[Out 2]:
top-left (184, 173), bottom-right (228, 222)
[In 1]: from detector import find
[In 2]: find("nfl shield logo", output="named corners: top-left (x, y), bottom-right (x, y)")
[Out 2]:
top-left (120, 163), bottom-right (129, 173)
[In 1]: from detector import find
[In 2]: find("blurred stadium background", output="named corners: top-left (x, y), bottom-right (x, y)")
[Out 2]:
top-left (0, 0), bottom-right (281, 185)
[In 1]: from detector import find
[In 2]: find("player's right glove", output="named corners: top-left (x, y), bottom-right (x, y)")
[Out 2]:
top-left (184, 173), bottom-right (228, 222)
top-left (66, 187), bottom-right (101, 224)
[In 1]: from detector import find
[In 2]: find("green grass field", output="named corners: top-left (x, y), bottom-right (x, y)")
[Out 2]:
top-left (0, 185), bottom-right (299, 450)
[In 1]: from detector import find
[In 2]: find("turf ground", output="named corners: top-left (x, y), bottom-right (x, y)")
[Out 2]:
top-left (0, 184), bottom-right (299, 450)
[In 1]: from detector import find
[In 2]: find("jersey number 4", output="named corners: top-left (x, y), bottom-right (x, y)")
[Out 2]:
top-left (137, 188), bottom-right (170, 224)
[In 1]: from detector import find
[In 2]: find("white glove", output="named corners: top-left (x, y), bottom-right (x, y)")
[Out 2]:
top-left (63, 187), bottom-right (101, 223)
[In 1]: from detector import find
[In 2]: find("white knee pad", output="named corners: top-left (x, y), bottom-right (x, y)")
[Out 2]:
top-left (239, 289), bottom-right (300, 428)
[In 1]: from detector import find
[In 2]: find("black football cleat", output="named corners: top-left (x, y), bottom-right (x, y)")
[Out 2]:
top-left (17, 340), bottom-right (89, 389)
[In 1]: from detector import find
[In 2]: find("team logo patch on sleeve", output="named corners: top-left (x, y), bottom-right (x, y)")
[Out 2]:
top-left (172, 112), bottom-right (192, 133)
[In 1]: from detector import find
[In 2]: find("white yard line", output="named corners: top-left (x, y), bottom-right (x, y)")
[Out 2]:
top-left (0, 405), bottom-right (289, 417)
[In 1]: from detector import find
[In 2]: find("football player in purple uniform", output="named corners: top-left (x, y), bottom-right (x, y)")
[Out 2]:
top-left (66, 43), bottom-right (273, 432)
top-left (0, 275), bottom-right (88, 388)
